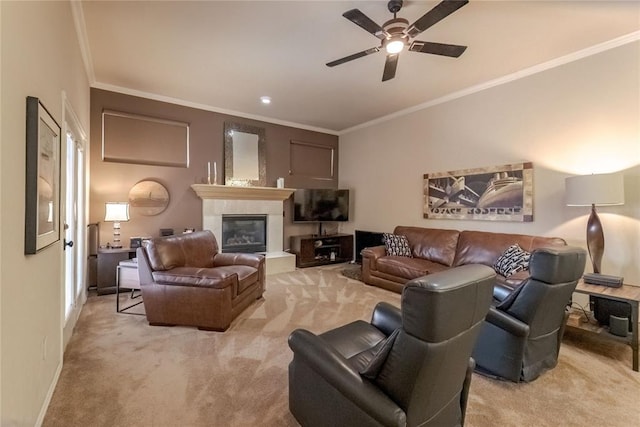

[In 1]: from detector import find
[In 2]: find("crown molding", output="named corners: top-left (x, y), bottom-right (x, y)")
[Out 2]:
top-left (91, 82), bottom-right (340, 136)
top-left (70, 1), bottom-right (95, 85)
top-left (340, 30), bottom-right (640, 135)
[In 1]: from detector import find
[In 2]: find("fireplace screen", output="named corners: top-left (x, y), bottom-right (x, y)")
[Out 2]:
top-left (221, 215), bottom-right (267, 253)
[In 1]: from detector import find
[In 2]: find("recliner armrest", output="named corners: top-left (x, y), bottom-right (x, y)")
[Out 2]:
top-left (288, 329), bottom-right (405, 426)
top-left (371, 302), bottom-right (402, 336)
top-left (492, 284), bottom-right (512, 303)
top-left (485, 307), bottom-right (530, 338)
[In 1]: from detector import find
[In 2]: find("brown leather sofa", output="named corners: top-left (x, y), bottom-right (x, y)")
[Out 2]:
top-left (362, 226), bottom-right (566, 294)
top-left (137, 230), bottom-right (265, 331)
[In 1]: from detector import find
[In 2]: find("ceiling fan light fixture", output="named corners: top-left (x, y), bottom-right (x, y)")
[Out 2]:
top-left (386, 39), bottom-right (405, 54)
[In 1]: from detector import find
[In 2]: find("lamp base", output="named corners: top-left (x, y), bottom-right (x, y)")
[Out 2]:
top-left (586, 204), bottom-right (604, 274)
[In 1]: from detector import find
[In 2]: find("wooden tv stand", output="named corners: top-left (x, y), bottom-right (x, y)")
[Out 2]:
top-left (290, 234), bottom-right (354, 268)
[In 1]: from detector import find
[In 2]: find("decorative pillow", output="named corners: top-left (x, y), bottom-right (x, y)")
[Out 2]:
top-left (383, 233), bottom-right (412, 257)
top-left (359, 329), bottom-right (399, 380)
top-left (494, 244), bottom-right (531, 277)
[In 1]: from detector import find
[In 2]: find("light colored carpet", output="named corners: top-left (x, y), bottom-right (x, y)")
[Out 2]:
top-left (44, 265), bottom-right (640, 426)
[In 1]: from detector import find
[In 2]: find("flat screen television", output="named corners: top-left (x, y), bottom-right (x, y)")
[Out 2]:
top-left (293, 189), bottom-right (350, 222)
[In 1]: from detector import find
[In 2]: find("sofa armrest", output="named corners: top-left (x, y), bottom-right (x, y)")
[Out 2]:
top-left (288, 329), bottom-right (405, 426)
top-left (361, 245), bottom-right (386, 261)
top-left (361, 246), bottom-right (386, 276)
top-left (213, 252), bottom-right (265, 269)
top-left (371, 302), bottom-right (402, 336)
top-left (485, 307), bottom-right (530, 338)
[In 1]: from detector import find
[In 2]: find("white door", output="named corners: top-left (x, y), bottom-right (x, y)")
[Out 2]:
top-left (64, 132), bottom-right (80, 320)
top-left (61, 95), bottom-right (87, 348)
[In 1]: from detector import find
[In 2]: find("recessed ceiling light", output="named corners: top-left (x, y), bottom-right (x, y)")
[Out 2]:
top-left (260, 96), bottom-right (272, 105)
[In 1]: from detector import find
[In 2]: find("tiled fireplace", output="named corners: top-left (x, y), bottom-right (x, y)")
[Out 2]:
top-left (191, 184), bottom-right (296, 274)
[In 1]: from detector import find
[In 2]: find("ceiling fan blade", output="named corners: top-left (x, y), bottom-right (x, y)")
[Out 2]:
top-left (326, 47), bottom-right (380, 67)
top-left (382, 54), bottom-right (399, 82)
top-left (409, 41), bottom-right (467, 57)
top-left (406, 0), bottom-right (469, 38)
top-left (343, 9), bottom-right (388, 40)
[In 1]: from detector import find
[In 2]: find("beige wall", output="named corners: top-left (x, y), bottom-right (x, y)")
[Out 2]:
top-left (90, 89), bottom-right (339, 249)
top-left (339, 41), bottom-right (640, 283)
top-left (1, 1), bottom-right (90, 425)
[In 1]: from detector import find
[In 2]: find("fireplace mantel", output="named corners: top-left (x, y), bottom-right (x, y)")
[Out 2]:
top-left (190, 184), bottom-right (295, 201)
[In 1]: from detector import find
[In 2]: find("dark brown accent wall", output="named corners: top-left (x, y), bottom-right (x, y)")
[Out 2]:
top-left (90, 88), bottom-right (339, 248)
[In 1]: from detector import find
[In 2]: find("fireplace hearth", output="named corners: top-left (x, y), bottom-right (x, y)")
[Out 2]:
top-left (221, 215), bottom-right (267, 253)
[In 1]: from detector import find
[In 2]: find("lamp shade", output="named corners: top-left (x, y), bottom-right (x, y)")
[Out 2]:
top-left (104, 202), bottom-right (130, 222)
top-left (565, 173), bottom-right (624, 206)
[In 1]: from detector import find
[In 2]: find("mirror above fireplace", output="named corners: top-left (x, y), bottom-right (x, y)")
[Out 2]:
top-left (224, 122), bottom-right (266, 186)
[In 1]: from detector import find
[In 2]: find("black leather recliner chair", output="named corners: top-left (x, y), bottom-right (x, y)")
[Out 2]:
top-left (472, 246), bottom-right (586, 382)
top-left (288, 264), bottom-right (495, 427)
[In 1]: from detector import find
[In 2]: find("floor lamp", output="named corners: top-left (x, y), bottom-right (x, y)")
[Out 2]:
top-left (565, 172), bottom-right (624, 274)
top-left (104, 202), bottom-right (130, 249)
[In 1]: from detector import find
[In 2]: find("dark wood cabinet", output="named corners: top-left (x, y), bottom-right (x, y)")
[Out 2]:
top-left (290, 234), bottom-right (354, 268)
top-left (97, 248), bottom-right (136, 295)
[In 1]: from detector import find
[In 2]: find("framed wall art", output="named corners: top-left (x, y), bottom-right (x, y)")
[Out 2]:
top-left (25, 96), bottom-right (62, 254)
top-left (128, 179), bottom-right (170, 216)
top-left (423, 162), bottom-right (533, 222)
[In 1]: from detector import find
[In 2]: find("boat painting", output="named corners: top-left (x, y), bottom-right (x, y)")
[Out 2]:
top-left (128, 180), bottom-right (170, 216)
top-left (423, 163), bottom-right (533, 222)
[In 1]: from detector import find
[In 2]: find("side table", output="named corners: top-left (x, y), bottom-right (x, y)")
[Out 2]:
top-left (97, 247), bottom-right (137, 295)
top-left (116, 259), bottom-right (143, 315)
top-left (569, 279), bottom-right (640, 372)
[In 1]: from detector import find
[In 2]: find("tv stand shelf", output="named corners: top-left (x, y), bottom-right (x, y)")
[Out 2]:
top-left (290, 234), bottom-right (354, 268)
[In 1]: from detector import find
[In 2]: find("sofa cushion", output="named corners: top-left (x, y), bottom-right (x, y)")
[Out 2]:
top-left (214, 265), bottom-right (259, 295)
top-left (383, 233), bottom-right (412, 257)
top-left (453, 230), bottom-right (565, 268)
top-left (152, 267), bottom-right (236, 288)
top-left (494, 244), bottom-right (531, 277)
top-left (151, 265), bottom-right (257, 296)
top-left (376, 257), bottom-right (448, 281)
top-left (394, 226), bottom-right (459, 267)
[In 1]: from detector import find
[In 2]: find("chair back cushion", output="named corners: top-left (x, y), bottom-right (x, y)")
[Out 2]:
top-left (145, 230), bottom-right (219, 271)
top-left (529, 246), bottom-right (586, 284)
top-left (373, 265), bottom-right (495, 421)
top-left (402, 264), bottom-right (495, 342)
top-left (498, 246), bottom-right (586, 331)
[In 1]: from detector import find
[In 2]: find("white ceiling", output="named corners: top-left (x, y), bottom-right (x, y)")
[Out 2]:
top-left (79, 1), bottom-right (640, 134)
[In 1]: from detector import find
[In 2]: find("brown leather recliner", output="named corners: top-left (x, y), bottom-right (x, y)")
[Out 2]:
top-left (137, 230), bottom-right (265, 331)
top-left (288, 264), bottom-right (495, 427)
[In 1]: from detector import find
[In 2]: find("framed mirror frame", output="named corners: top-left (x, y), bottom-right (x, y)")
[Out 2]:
top-left (224, 122), bottom-right (266, 186)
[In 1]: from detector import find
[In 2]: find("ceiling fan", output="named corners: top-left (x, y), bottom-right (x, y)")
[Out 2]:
top-left (326, 0), bottom-right (469, 81)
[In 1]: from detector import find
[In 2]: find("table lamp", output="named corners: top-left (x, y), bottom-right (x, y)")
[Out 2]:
top-left (565, 172), bottom-right (624, 274)
top-left (104, 202), bottom-right (130, 249)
